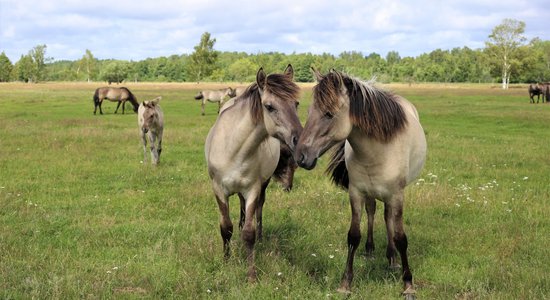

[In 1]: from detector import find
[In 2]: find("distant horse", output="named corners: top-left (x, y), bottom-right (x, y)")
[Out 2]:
top-left (194, 87), bottom-right (235, 115)
top-left (205, 65), bottom-right (302, 282)
top-left (93, 87), bottom-right (139, 114)
top-left (529, 84), bottom-right (546, 103)
top-left (138, 97), bottom-right (164, 165)
top-left (233, 86), bottom-right (247, 98)
top-left (295, 69), bottom-right (427, 299)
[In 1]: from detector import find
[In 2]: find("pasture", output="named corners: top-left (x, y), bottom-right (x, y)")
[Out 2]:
top-left (0, 82), bottom-right (549, 299)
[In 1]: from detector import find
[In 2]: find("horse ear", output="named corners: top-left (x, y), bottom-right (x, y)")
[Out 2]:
top-left (256, 67), bottom-right (267, 89)
top-left (143, 101), bottom-right (149, 106)
top-left (284, 64), bottom-right (294, 79)
top-left (311, 67), bottom-right (323, 82)
top-left (151, 96), bottom-right (161, 105)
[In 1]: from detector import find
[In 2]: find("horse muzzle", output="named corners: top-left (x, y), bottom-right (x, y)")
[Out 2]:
top-left (295, 148), bottom-right (318, 170)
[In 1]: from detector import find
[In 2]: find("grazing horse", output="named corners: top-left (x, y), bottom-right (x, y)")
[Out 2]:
top-left (529, 84), bottom-right (545, 103)
top-left (295, 69), bottom-right (427, 299)
top-left (205, 65), bottom-right (302, 282)
top-left (195, 87), bottom-right (235, 115)
top-left (138, 97), bottom-right (164, 165)
top-left (93, 87), bottom-right (139, 115)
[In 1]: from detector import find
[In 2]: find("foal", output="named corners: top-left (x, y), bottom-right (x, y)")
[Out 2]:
top-left (138, 97), bottom-right (164, 165)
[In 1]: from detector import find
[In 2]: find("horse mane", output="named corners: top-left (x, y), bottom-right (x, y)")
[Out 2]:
top-left (314, 71), bottom-right (407, 142)
top-left (326, 141), bottom-right (348, 190)
top-left (239, 73), bottom-right (300, 125)
top-left (120, 87), bottom-right (139, 109)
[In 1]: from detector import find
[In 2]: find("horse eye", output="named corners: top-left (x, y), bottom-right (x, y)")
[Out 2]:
top-left (324, 111), bottom-right (334, 119)
top-left (295, 102), bottom-right (299, 109)
top-left (264, 104), bottom-right (276, 112)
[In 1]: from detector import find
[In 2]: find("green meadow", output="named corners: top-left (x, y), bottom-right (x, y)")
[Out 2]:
top-left (0, 82), bottom-right (549, 299)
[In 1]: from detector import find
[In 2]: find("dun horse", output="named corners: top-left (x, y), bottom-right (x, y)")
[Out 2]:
top-left (138, 97), bottom-right (164, 165)
top-left (205, 65), bottom-right (302, 282)
top-left (195, 87), bottom-right (235, 115)
top-left (93, 87), bottom-right (139, 115)
top-left (295, 69), bottom-right (426, 299)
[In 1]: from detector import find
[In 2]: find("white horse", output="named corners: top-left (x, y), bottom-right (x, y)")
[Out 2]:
top-left (205, 65), bottom-right (302, 282)
top-left (296, 69), bottom-right (427, 299)
top-left (138, 97), bottom-right (164, 165)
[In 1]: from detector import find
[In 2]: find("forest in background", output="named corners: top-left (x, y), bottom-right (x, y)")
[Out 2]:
top-left (1, 19), bottom-right (549, 86)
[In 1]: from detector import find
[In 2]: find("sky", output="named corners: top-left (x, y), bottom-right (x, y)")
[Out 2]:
top-left (1, 0), bottom-right (549, 63)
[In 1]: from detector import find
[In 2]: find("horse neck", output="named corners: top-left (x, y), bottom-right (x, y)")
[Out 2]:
top-left (220, 102), bottom-right (269, 155)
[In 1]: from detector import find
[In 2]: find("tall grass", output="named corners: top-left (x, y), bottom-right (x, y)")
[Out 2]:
top-left (0, 82), bottom-right (548, 299)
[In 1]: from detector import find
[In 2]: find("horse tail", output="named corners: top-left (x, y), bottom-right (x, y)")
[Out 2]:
top-left (195, 91), bottom-right (204, 100)
top-left (326, 141), bottom-right (349, 190)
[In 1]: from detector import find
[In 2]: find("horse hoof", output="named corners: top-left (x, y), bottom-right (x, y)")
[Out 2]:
top-left (337, 281), bottom-right (352, 294)
top-left (403, 287), bottom-right (416, 300)
top-left (336, 286), bottom-right (352, 295)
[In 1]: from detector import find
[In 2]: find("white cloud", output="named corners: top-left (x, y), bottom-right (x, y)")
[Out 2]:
top-left (1, 0), bottom-right (549, 61)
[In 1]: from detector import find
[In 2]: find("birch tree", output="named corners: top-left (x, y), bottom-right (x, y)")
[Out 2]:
top-left (485, 19), bottom-right (526, 89)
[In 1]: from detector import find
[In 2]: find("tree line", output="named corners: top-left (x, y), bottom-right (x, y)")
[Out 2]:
top-left (1, 19), bottom-right (549, 87)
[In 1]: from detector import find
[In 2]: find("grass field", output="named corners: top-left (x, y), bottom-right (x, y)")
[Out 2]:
top-left (0, 81), bottom-right (549, 299)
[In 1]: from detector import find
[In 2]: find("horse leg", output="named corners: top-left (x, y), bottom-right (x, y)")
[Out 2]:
top-left (385, 192), bottom-right (416, 299)
top-left (241, 187), bottom-right (261, 282)
top-left (255, 179), bottom-right (270, 241)
top-left (337, 188), bottom-right (363, 294)
top-left (213, 186), bottom-right (233, 259)
top-left (201, 100), bottom-right (206, 116)
top-left (149, 133), bottom-right (159, 164)
top-left (115, 101), bottom-right (122, 114)
top-left (99, 101), bottom-right (104, 115)
top-left (365, 196), bottom-right (376, 257)
top-left (122, 100), bottom-right (126, 114)
top-left (141, 130), bottom-right (148, 163)
top-left (238, 193), bottom-right (246, 230)
top-left (157, 130), bottom-right (163, 162)
top-left (384, 202), bottom-right (400, 269)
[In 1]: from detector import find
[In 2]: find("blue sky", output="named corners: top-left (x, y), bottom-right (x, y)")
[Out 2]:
top-left (1, 0), bottom-right (549, 62)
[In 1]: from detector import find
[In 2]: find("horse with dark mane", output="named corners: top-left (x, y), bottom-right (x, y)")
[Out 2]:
top-left (93, 87), bottom-right (139, 114)
top-left (296, 69), bottom-right (426, 299)
top-left (529, 83), bottom-right (546, 104)
top-left (205, 65), bottom-right (302, 282)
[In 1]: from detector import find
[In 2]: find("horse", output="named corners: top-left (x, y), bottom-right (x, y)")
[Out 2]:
top-left (205, 65), bottom-right (302, 282)
top-left (233, 86), bottom-right (247, 98)
top-left (528, 84), bottom-right (546, 104)
top-left (295, 69), bottom-right (427, 299)
top-left (93, 87), bottom-right (139, 115)
top-left (138, 97), bottom-right (164, 165)
top-left (219, 95), bottom-right (298, 192)
top-left (194, 87), bottom-right (235, 115)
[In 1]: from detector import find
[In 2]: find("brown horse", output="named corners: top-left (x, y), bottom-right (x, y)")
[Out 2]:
top-left (93, 87), bottom-right (139, 115)
top-left (205, 65), bottom-right (302, 282)
top-left (528, 83), bottom-right (550, 103)
top-left (295, 69), bottom-right (426, 299)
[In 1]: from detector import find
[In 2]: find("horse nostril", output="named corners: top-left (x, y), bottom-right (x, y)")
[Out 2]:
top-left (292, 135), bottom-right (298, 147)
top-left (298, 153), bottom-right (305, 165)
